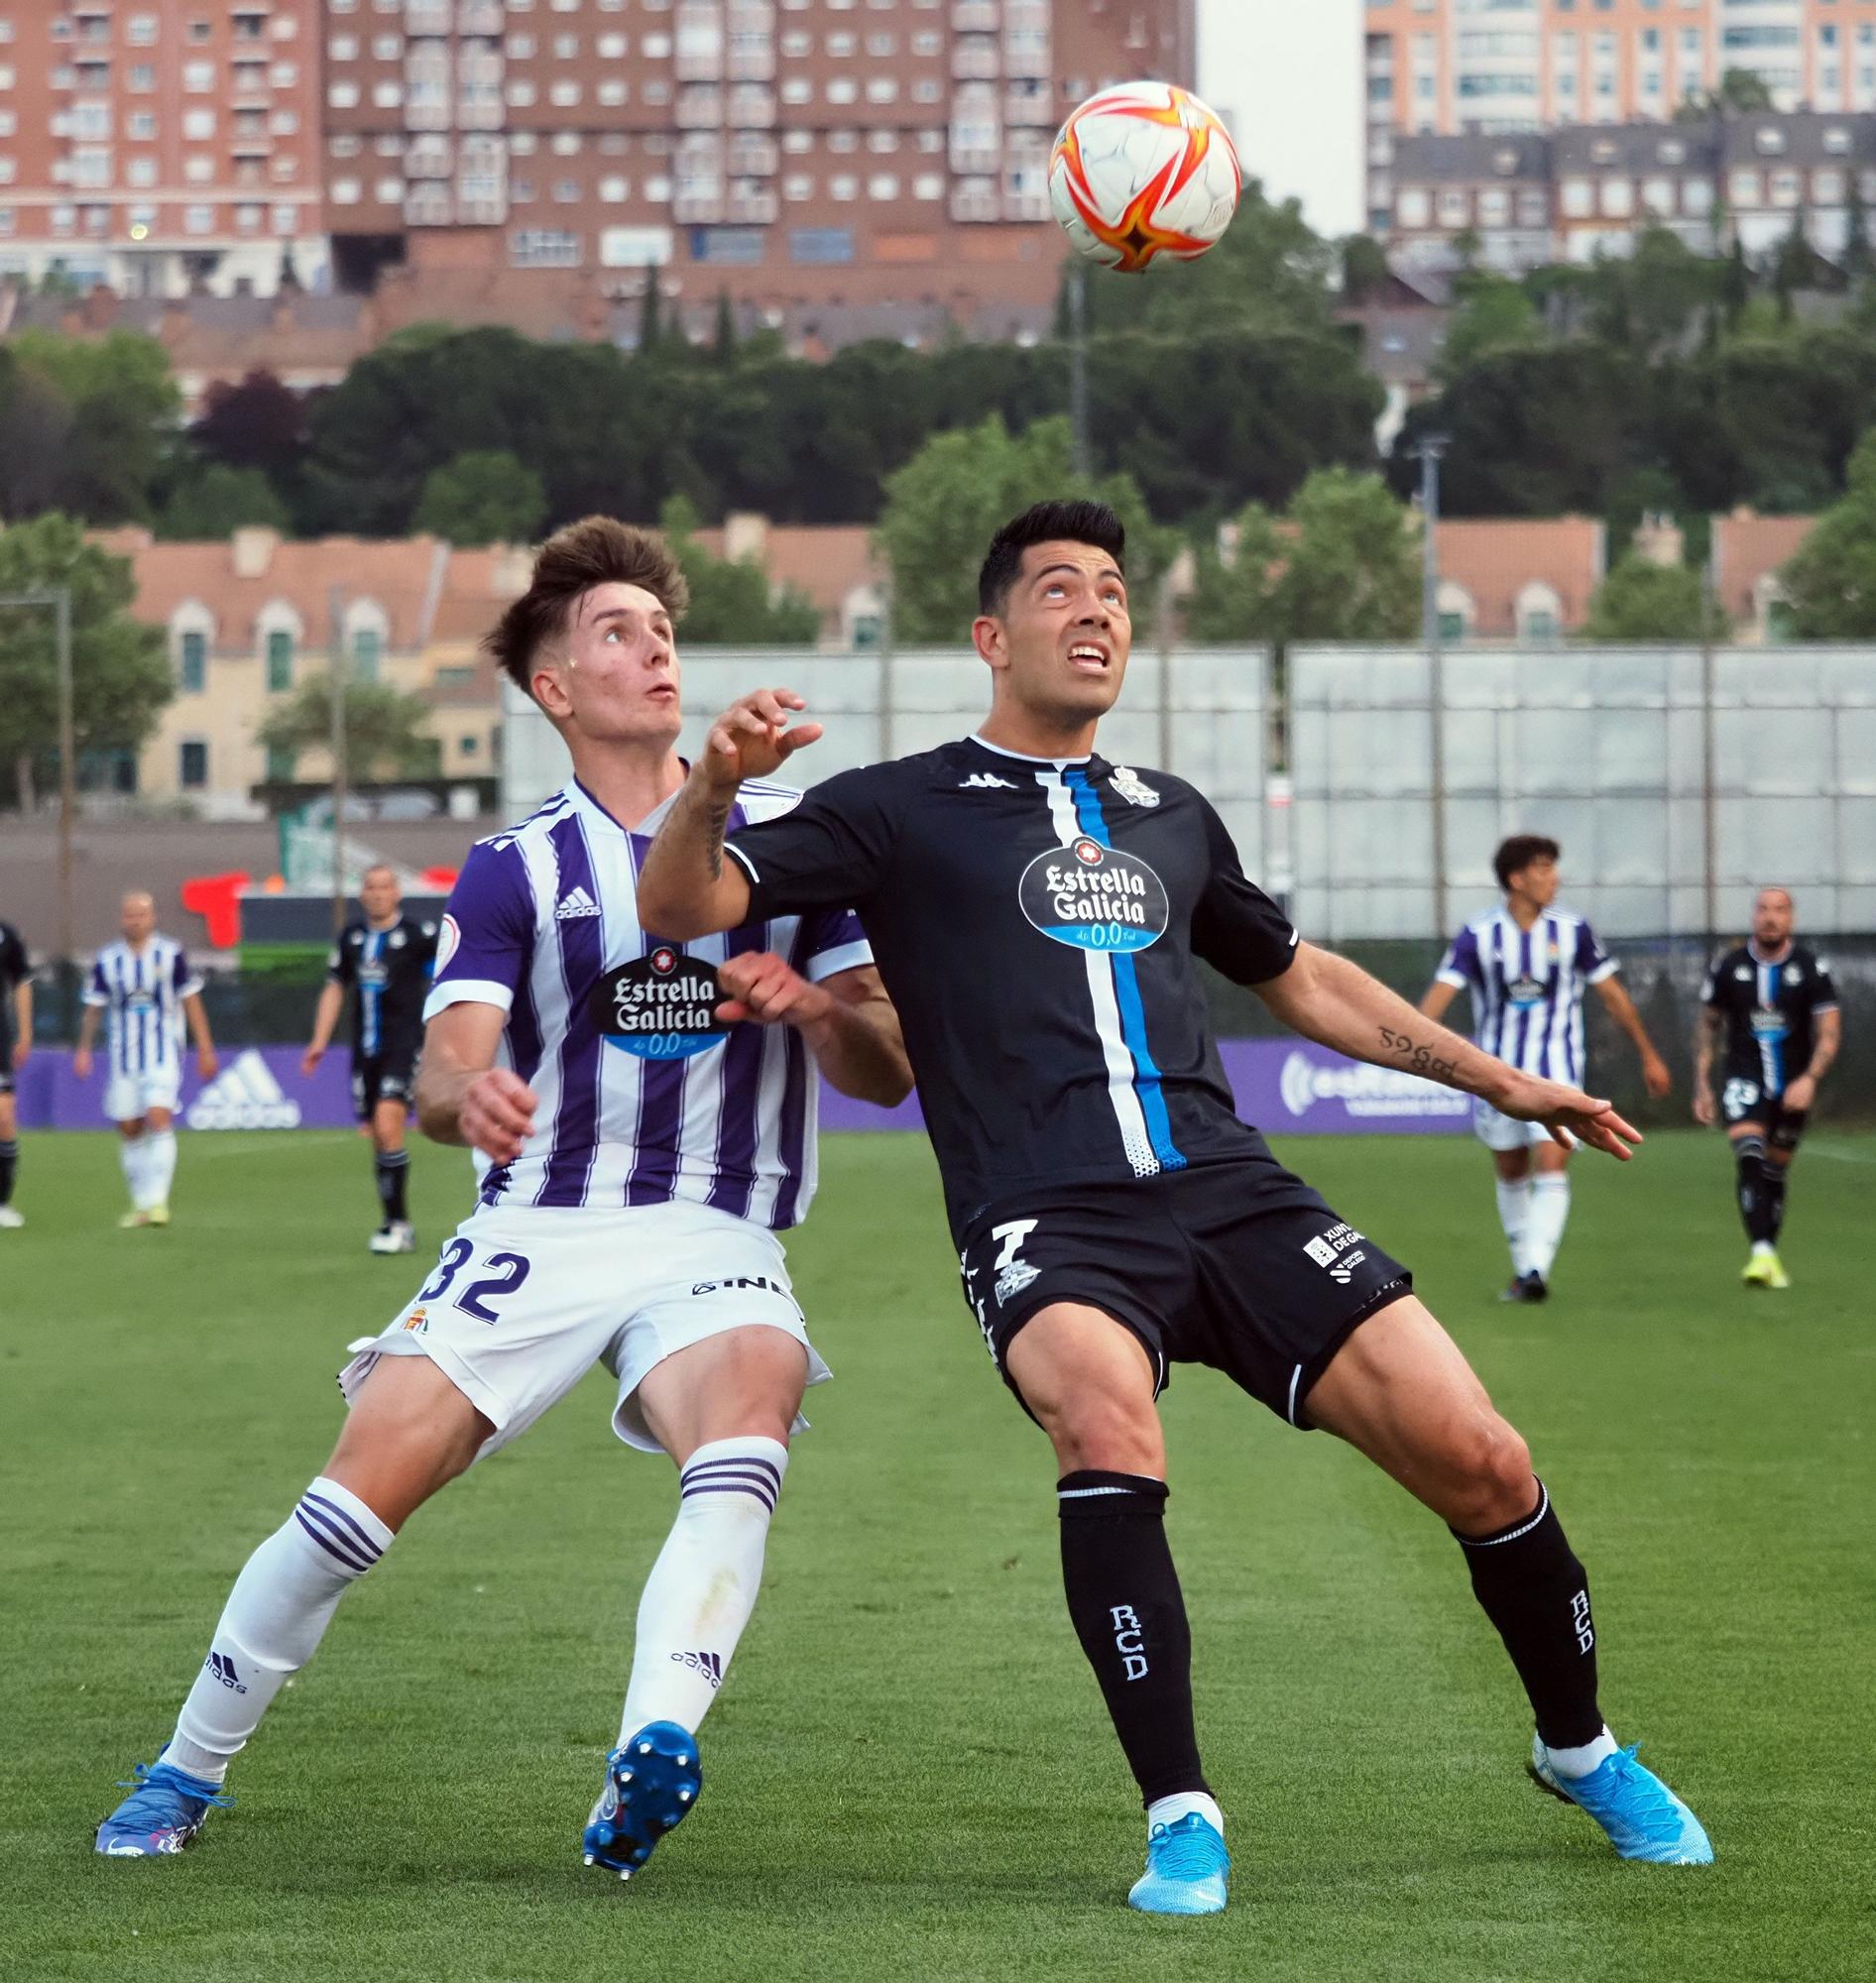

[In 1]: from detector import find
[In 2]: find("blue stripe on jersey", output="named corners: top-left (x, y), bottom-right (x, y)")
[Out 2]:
top-left (1063, 767), bottom-right (1187, 1173)
top-left (361, 929), bottom-right (385, 1055)
top-left (1766, 961), bottom-right (1786, 1093)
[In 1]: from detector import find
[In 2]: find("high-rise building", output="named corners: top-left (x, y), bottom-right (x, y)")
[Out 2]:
top-left (321, 0), bottom-right (1198, 332)
top-left (0, 3), bottom-right (328, 296)
top-left (1364, 0), bottom-right (1870, 234)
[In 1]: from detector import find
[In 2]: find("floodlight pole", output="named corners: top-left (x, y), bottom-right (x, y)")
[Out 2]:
top-left (1068, 261), bottom-right (1092, 484)
top-left (1411, 434), bottom-right (1452, 942)
top-left (328, 584), bottom-right (349, 936)
top-left (1, 588), bottom-right (76, 964)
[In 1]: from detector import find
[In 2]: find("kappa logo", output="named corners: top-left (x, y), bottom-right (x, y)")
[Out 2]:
top-left (1111, 764), bottom-right (1160, 808)
top-left (554, 885), bottom-right (602, 921)
top-left (959, 772), bottom-right (1019, 791)
top-left (204, 1651), bottom-right (248, 1694)
top-left (186, 1050), bottom-right (302, 1131)
top-left (670, 1649), bottom-right (725, 1689)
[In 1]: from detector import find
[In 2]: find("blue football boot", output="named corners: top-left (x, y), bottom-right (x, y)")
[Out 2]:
top-left (581, 1721), bottom-right (702, 1881)
top-left (95, 1756), bottom-right (232, 1857)
top-left (1127, 1811), bottom-right (1231, 1916)
top-left (1529, 1735), bottom-right (1713, 1864)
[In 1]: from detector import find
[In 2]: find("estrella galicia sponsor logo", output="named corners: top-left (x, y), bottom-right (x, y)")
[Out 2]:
top-left (590, 947), bottom-right (729, 1059)
top-left (1506, 974), bottom-right (1546, 1008)
top-left (1018, 838), bottom-right (1169, 954)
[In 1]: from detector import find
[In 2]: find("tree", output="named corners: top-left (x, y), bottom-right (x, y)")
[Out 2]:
top-left (1186, 469), bottom-right (1421, 652)
top-left (658, 497), bottom-right (823, 644)
top-left (1776, 429), bottom-right (1876, 637)
top-left (0, 514), bottom-right (172, 806)
top-left (255, 673), bottom-right (440, 783)
top-left (1583, 555), bottom-right (1728, 642)
top-left (5, 328), bottom-right (180, 524)
top-left (157, 464), bottom-right (291, 540)
top-left (1845, 178), bottom-right (1876, 288)
top-left (413, 449), bottom-right (546, 547)
top-left (190, 369), bottom-right (308, 479)
top-left (1440, 271), bottom-right (1544, 377)
top-left (1339, 233), bottom-right (1391, 305)
top-left (874, 413), bottom-right (1172, 644)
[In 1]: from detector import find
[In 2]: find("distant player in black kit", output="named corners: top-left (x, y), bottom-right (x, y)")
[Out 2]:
top-left (639, 501), bottom-right (1712, 1913)
top-left (0, 916), bottom-right (30, 1228)
top-left (303, 865), bottom-right (438, 1253)
top-left (1694, 886), bottom-right (1841, 1290)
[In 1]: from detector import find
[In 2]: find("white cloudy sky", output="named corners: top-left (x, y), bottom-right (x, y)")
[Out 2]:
top-left (1199, 0), bottom-right (1362, 236)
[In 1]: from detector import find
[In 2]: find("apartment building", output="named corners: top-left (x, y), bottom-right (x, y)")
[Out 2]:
top-left (1365, 0), bottom-right (1876, 233)
top-left (320, 0), bottom-right (1198, 322)
top-left (0, 2), bottom-right (328, 295)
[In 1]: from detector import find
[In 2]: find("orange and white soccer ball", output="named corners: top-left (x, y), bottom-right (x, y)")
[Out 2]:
top-left (1049, 81), bottom-right (1242, 274)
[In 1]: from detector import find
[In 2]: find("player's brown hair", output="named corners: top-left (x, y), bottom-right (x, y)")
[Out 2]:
top-left (1493, 834), bottom-right (1561, 891)
top-left (483, 517), bottom-right (690, 696)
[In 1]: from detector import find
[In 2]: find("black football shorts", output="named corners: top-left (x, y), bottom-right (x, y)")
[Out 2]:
top-left (956, 1139), bottom-right (1412, 1433)
top-left (1718, 1074), bottom-right (1809, 1150)
top-left (352, 1049), bottom-right (418, 1120)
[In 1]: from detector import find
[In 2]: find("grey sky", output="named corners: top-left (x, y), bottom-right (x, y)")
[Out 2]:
top-left (1199, 0), bottom-right (1362, 237)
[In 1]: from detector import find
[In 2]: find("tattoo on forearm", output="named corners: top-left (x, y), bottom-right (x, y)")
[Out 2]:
top-left (1378, 1025), bottom-right (1463, 1086)
top-left (702, 791), bottom-right (733, 881)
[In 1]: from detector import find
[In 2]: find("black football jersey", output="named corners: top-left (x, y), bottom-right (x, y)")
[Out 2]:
top-left (0, 921), bottom-right (26, 1056)
top-left (1700, 943), bottom-right (1838, 1098)
top-left (327, 915), bottom-right (438, 1056)
top-left (726, 737), bottom-right (1298, 1238)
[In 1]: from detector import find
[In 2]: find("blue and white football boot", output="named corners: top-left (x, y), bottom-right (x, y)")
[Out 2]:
top-left (1126, 1811), bottom-right (1231, 1916)
top-left (1529, 1735), bottom-right (1713, 1864)
top-left (581, 1721), bottom-right (702, 1881)
top-left (95, 1754), bottom-right (232, 1857)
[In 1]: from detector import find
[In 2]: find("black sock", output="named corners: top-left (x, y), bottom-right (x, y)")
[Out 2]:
top-left (375, 1150), bottom-right (410, 1223)
top-left (1735, 1135), bottom-right (1776, 1244)
top-left (0, 1138), bottom-right (16, 1207)
top-left (1454, 1479), bottom-right (1602, 1751)
top-left (1057, 1470), bottom-right (1208, 1808)
top-left (1763, 1161), bottom-right (1787, 1242)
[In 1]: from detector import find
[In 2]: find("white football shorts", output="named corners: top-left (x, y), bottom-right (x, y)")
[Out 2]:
top-left (339, 1198), bottom-right (829, 1459)
top-left (104, 1068), bottom-right (181, 1121)
top-left (1473, 1098), bottom-right (1569, 1152)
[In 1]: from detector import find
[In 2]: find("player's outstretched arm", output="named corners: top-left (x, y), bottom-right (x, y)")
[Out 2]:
top-left (1256, 942), bottom-right (1642, 1160)
top-left (715, 956), bottom-right (912, 1108)
top-left (414, 1000), bottom-right (538, 1164)
top-left (1594, 975), bottom-right (1673, 1099)
top-left (638, 688), bottom-right (822, 940)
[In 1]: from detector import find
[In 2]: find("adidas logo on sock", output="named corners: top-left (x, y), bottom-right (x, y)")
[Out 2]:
top-left (204, 1651), bottom-right (248, 1694)
top-left (554, 886), bottom-right (602, 920)
top-left (669, 1650), bottom-right (725, 1689)
top-left (186, 1050), bottom-right (302, 1131)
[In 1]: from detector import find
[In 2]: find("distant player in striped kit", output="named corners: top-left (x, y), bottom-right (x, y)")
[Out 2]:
top-left (96, 519), bottom-right (911, 1879)
top-left (1420, 837), bottom-right (1672, 1303)
top-left (72, 891), bottom-right (219, 1228)
top-left (303, 865), bottom-right (439, 1254)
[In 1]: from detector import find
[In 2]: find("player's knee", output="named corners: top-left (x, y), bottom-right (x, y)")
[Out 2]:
top-left (1444, 1417), bottom-right (1535, 1531)
top-left (1032, 1386), bottom-right (1162, 1476)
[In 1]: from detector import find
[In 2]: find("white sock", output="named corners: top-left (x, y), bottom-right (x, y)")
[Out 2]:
top-left (120, 1135), bottom-right (150, 1208)
top-left (1495, 1177), bottom-right (1534, 1275)
top-left (618, 1437), bottom-right (787, 1743)
top-left (144, 1128), bottom-right (177, 1209)
top-left (1147, 1791), bottom-right (1225, 1839)
top-left (1525, 1173), bottom-right (1572, 1281)
top-left (1751, 1239), bottom-right (1776, 1258)
top-left (166, 1477), bottom-right (394, 1783)
top-left (1543, 1725), bottom-right (1618, 1779)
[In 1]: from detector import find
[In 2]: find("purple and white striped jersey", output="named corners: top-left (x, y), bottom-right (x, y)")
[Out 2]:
top-left (1435, 907), bottom-right (1617, 1085)
top-left (424, 778), bottom-right (873, 1226)
top-left (83, 935), bottom-right (201, 1082)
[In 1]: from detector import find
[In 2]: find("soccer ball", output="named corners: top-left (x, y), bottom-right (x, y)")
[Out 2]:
top-left (1049, 81), bottom-right (1242, 274)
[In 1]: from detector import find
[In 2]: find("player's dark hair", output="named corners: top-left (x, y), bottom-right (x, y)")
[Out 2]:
top-left (483, 516), bottom-right (690, 696)
top-left (1494, 834), bottom-right (1561, 891)
top-left (978, 501), bottom-right (1125, 617)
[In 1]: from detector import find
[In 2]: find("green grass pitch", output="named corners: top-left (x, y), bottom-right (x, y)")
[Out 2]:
top-left (6, 1125), bottom-right (1873, 1982)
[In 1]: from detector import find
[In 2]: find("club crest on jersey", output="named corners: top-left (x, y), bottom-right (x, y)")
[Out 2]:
top-left (1018, 839), bottom-right (1170, 954)
top-left (590, 949), bottom-right (729, 1060)
top-left (1111, 764), bottom-right (1160, 808)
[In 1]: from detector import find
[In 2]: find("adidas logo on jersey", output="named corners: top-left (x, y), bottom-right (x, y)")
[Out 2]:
top-left (185, 1050), bottom-right (303, 1131)
top-left (554, 886), bottom-right (602, 920)
top-left (959, 772), bottom-right (1019, 790)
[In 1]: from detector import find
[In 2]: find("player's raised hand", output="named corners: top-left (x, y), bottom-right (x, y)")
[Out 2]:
top-left (715, 951), bottom-right (832, 1030)
top-left (458, 1066), bottom-right (538, 1165)
top-left (1496, 1071), bottom-right (1642, 1160)
top-left (699, 689), bottom-right (823, 789)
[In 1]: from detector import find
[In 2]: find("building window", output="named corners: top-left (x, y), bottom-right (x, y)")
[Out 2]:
top-left (266, 630), bottom-right (293, 691)
top-left (178, 632), bottom-right (207, 693)
top-left (179, 740), bottom-right (209, 790)
top-left (352, 629), bottom-right (382, 683)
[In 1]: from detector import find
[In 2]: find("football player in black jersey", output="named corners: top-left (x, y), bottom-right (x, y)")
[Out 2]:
top-left (639, 501), bottom-right (1712, 1910)
top-left (1694, 886), bottom-right (1841, 1289)
top-left (0, 916), bottom-right (30, 1227)
top-left (303, 865), bottom-right (438, 1253)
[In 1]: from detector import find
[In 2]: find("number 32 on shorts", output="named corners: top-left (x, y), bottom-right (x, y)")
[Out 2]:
top-left (415, 1237), bottom-right (531, 1324)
